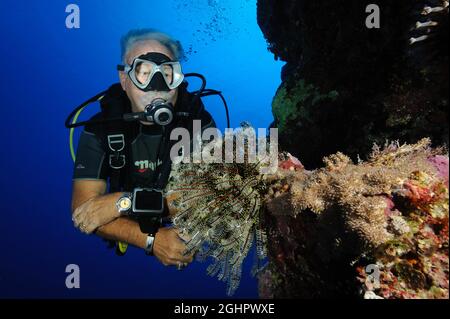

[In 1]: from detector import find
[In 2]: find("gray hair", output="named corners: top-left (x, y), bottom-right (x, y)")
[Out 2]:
top-left (120, 28), bottom-right (185, 63)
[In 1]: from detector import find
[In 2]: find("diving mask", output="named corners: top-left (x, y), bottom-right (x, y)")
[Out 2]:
top-left (117, 52), bottom-right (184, 92)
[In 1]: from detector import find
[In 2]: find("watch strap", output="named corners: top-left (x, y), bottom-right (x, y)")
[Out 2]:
top-left (144, 234), bottom-right (155, 256)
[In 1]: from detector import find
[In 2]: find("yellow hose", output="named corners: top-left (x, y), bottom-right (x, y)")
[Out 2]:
top-left (70, 107), bottom-right (85, 162)
top-left (70, 95), bottom-right (104, 162)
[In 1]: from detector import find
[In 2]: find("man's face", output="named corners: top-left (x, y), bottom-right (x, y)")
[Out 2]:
top-left (119, 40), bottom-right (179, 116)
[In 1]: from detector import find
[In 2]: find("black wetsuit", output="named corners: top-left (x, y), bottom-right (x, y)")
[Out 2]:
top-left (72, 92), bottom-right (216, 189)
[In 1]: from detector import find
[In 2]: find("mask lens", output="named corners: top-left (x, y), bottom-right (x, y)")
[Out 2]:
top-left (134, 61), bottom-right (154, 85)
top-left (129, 57), bottom-right (183, 91)
top-left (161, 64), bottom-right (174, 85)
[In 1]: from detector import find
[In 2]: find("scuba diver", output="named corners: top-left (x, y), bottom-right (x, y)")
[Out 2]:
top-left (66, 29), bottom-right (229, 270)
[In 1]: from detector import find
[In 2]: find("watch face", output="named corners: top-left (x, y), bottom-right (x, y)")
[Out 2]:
top-left (118, 197), bottom-right (132, 211)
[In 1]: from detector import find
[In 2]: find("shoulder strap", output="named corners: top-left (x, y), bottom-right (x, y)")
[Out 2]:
top-left (98, 83), bottom-right (136, 256)
top-left (98, 83), bottom-right (135, 193)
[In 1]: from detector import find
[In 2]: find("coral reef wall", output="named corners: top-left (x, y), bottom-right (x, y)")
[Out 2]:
top-left (256, 0), bottom-right (449, 298)
top-left (259, 140), bottom-right (448, 298)
top-left (257, 0), bottom-right (448, 169)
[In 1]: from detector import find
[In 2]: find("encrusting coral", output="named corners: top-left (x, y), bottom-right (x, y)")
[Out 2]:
top-left (262, 138), bottom-right (448, 298)
top-left (164, 130), bottom-right (449, 298)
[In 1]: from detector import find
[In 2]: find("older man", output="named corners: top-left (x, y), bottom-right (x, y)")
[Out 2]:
top-left (71, 29), bottom-right (215, 269)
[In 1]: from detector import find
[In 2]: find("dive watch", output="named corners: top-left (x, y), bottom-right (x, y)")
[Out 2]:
top-left (116, 192), bottom-right (133, 216)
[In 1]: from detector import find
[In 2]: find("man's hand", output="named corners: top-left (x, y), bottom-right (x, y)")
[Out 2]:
top-left (153, 227), bottom-right (194, 267)
top-left (72, 194), bottom-right (121, 234)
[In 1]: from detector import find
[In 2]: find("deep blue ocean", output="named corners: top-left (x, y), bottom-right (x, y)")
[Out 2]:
top-left (0, 0), bottom-right (283, 298)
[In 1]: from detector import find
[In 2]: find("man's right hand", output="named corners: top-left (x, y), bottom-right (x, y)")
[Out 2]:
top-left (152, 227), bottom-right (194, 267)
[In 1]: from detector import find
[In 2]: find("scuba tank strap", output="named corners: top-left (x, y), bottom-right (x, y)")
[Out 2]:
top-left (98, 83), bottom-right (134, 256)
top-left (98, 84), bottom-right (131, 193)
top-left (106, 134), bottom-right (126, 192)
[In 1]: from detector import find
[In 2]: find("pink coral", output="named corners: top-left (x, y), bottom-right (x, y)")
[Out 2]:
top-left (428, 155), bottom-right (449, 187)
top-left (279, 153), bottom-right (304, 171)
